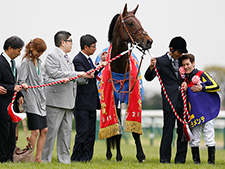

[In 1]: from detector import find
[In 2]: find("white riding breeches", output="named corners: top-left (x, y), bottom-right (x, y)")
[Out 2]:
top-left (189, 120), bottom-right (215, 147)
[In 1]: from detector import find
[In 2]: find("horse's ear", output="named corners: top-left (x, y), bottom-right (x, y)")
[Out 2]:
top-left (132, 4), bottom-right (139, 15)
top-left (122, 3), bottom-right (128, 17)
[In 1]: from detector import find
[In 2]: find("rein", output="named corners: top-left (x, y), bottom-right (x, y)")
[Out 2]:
top-left (111, 55), bottom-right (131, 93)
top-left (130, 53), bottom-right (144, 92)
top-left (110, 44), bottom-right (145, 94)
top-left (109, 12), bottom-right (147, 94)
top-left (117, 13), bottom-right (146, 93)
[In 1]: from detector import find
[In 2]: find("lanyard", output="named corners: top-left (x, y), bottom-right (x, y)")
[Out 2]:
top-left (36, 59), bottom-right (39, 75)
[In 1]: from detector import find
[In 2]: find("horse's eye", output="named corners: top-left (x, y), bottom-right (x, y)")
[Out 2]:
top-left (128, 22), bottom-right (134, 26)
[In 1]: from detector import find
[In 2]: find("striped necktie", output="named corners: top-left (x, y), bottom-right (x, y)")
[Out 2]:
top-left (172, 59), bottom-right (179, 78)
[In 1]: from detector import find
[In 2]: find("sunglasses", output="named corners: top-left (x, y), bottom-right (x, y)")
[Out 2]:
top-left (65, 39), bottom-right (72, 42)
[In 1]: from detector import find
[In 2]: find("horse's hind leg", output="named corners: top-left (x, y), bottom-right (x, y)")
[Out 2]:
top-left (132, 132), bottom-right (146, 162)
top-left (115, 134), bottom-right (122, 161)
top-left (115, 108), bottom-right (122, 161)
top-left (106, 135), bottom-right (122, 161)
top-left (106, 137), bottom-right (113, 160)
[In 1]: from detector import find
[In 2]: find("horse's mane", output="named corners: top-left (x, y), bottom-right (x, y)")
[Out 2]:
top-left (108, 14), bottom-right (120, 43)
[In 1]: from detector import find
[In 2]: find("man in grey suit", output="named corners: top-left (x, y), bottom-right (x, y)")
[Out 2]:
top-left (42, 31), bottom-right (91, 163)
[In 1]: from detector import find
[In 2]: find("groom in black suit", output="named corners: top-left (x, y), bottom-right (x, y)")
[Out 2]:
top-left (0, 36), bottom-right (24, 163)
top-left (71, 34), bottom-right (107, 162)
top-left (145, 36), bottom-right (188, 164)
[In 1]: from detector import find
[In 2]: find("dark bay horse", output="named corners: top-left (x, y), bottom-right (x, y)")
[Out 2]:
top-left (104, 4), bottom-right (153, 162)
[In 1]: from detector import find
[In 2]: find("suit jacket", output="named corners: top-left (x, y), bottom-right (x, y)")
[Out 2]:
top-left (144, 53), bottom-right (183, 111)
top-left (18, 59), bottom-right (46, 116)
top-left (0, 54), bottom-right (22, 118)
top-left (44, 48), bottom-right (77, 110)
top-left (73, 52), bottom-right (101, 110)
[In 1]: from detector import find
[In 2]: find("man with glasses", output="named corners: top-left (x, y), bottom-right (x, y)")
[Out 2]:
top-left (71, 34), bottom-right (107, 162)
top-left (42, 31), bottom-right (91, 163)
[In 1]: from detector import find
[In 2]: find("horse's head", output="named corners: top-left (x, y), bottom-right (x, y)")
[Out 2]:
top-left (118, 4), bottom-right (153, 51)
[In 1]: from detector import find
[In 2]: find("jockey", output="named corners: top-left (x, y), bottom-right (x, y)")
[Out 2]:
top-left (181, 54), bottom-right (220, 164)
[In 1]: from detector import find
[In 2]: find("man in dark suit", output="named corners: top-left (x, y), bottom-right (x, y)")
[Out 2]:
top-left (0, 36), bottom-right (24, 163)
top-left (144, 36), bottom-right (188, 163)
top-left (71, 34), bottom-right (107, 162)
top-left (0, 86), bottom-right (7, 95)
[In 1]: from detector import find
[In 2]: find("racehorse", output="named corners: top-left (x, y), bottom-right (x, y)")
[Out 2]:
top-left (101, 4), bottom-right (153, 162)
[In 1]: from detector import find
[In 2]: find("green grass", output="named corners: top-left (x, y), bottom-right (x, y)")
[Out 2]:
top-left (1, 130), bottom-right (225, 169)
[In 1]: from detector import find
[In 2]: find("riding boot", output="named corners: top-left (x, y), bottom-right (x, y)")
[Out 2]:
top-left (208, 146), bottom-right (215, 164)
top-left (191, 147), bottom-right (200, 164)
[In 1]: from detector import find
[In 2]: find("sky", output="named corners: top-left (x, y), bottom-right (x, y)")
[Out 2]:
top-left (0, 0), bottom-right (224, 95)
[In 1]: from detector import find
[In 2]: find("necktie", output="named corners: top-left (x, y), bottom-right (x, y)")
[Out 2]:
top-left (88, 57), bottom-right (94, 68)
top-left (64, 54), bottom-right (69, 63)
top-left (11, 59), bottom-right (16, 77)
top-left (172, 59), bottom-right (179, 78)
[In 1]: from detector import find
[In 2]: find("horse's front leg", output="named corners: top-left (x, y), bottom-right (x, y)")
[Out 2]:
top-left (132, 132), bottom-right (146, 162)
top-left (115, 134), bottom-right (122, 161)
top-left (106, 138), bottom-right (112, 160)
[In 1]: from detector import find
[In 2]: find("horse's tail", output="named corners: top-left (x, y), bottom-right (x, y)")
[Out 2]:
top-left (106, 136), bottom-right (117, 149)
top-left (106, 108), bottom-right (122, 149)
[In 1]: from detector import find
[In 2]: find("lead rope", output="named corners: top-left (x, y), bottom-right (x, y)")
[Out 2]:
top-left (153, 66), bottom-right (187, 124)
top-left (9, 46), bottom-right (135, 108)
top-left (147, 50), bottom-right (191, 125)
top-left (181, 88), bottom-right (191, 123)
top-left (30, 47), bottom-right (135, 89)
top-left (154, 65), bottom-right (194, 141)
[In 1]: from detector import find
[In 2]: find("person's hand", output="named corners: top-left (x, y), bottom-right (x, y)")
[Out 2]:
top-left (99, 61), bottom-right (108, 67)
top-left (62, 78), bottom-right (70, 84)
top-left (14, 85), bottom-right (22, 92)
top-left (88, 72), bottom-right (95, 78)
top-left (77, 71), bottom-right (94, 79)
top-left (150, 57), bottom-right (157, 71)
top-left (83, 72), bottom-right (94, 78)
top-left (21, 83), bottom-right (29, 91)
top-left (18, 96), bottom-right (24, 105)
top-left (181, 82), bottom-right (188, 91)
top-left (190, 83), bottom-right (202, 92)
top-left (0, 86), bottom-right (7, 95)
top-left (100, 51), bottom-right (107, 61)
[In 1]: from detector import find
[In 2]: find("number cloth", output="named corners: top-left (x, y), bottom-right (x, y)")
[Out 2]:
top-left (98, 44), bottom-right (142, 140)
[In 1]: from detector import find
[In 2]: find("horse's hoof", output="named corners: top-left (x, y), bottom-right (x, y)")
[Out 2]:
top-left (139, 159), bottom-right (146, 163)
top-left (116, 155), bottom-right (123, 162)
top-left (106, 152), bottom-right (112, 160)
top-left (136, 154), bottom-right (146, 163)
top-left (138, 158), bottom-right (146, 163)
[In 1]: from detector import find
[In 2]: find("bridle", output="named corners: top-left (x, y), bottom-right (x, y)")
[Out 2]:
top-left (120, 13), bottom-right (148, 47)
top-left (112, 14), bottom-right (147, 94)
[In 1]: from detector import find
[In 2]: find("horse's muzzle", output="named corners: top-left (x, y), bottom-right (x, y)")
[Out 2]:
top-left (146, 39), bottom-right (153, 49)
top-left (138, 38), bottom-right (153, 50)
